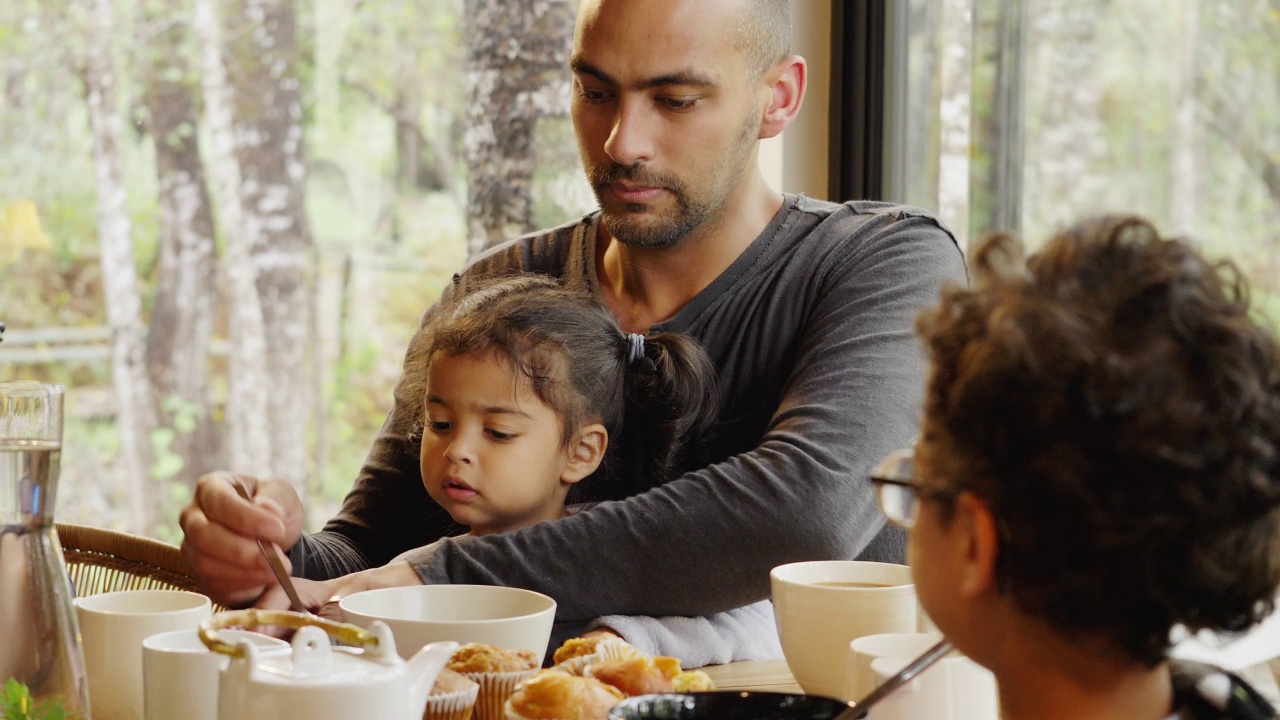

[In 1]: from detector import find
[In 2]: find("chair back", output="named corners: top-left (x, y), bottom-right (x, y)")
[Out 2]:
top-left (55, 522), bottom-right (227, 612)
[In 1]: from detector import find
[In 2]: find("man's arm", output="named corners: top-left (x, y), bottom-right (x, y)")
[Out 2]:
top-left (288, 291), bottom-right (462, 579)
top-left (403, 215), bottom-right (967, 621)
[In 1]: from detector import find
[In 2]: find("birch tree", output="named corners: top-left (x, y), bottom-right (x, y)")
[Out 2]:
top-left (81, 0), bottom-right (159, 532)
top-left (463, 0), bottom-right (574, 256)
top-left (937, 0), bottom-right (973, 249)
top-left (224, 0), bottom-right (316, 492)
top-left (1023, 1), bottom-right (1108, 237)
top-left (195, 0), bottom-right (273, 477)
top-left (139, 0), bottom-right (222, 485)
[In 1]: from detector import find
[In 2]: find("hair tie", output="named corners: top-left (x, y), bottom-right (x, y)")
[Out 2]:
top-left (625, 333), bottom-right (646, 365)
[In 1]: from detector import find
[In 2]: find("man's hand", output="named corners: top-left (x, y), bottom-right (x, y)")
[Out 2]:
top-left (254, 562), bottom-right (424, 620)
top-left (179, 471), bottom-right (305, 606)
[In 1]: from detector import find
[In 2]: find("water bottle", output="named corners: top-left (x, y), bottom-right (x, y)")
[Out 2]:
top-left (0, 382), bottom-right (89, 717)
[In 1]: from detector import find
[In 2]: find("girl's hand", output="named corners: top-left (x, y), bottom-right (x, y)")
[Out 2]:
top-left (252, 562), bottom-right (423, 619)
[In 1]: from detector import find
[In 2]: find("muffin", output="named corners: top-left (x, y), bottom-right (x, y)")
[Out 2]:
top-left (505, 669), bottom-right (624, 720)
top-left (422, 668), bottom-right (480, 720)
top-left (448, 643), bottom-right (541, 720)
top-left (672, 669), bottom-right (714, 692)
top-left (584, 655), bottom-right (682, 696)
top-left (551, 636), bottom-right (641, 676)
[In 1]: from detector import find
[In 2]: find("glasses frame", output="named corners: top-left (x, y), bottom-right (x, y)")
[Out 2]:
top-left (867, 447), bottom-right (957, 529)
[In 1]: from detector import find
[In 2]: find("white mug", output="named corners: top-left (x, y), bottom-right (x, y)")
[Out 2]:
top-left (771, 561), bottom-right (918, 699)
top-left (75, 589), bottom-right (212, 720)
top-left (143, 629), bottom-right (289, 720)
top-left (848, 632), bottom-right (998, 720)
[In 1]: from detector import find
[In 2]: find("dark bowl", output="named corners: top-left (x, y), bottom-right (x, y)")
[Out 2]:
top-left (609, 692), bottom-right (852, 720)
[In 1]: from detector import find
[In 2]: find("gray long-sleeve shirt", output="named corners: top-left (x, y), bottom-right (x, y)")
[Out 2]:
top-left (291, 195), bottom-right (967, 624)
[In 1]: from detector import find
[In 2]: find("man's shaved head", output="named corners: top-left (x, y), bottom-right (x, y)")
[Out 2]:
top-left (733, 0), bottom-right (792, 77)
top-left (575, 0), bottom-right (792, 79)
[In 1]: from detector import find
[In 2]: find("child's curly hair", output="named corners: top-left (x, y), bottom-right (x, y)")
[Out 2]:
top-left (916, 215), bottom-right (1280, 666)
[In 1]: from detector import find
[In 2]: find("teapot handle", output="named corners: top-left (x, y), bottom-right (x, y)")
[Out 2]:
top-left (199, 609), bottom-right (379, 658)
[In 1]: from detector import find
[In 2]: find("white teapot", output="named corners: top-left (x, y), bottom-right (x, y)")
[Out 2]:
top-left (200, 609), bottom-right (457, 720)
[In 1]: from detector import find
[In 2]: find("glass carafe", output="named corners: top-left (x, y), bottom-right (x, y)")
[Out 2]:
top-left (0, 382), bottom-right (88, 716)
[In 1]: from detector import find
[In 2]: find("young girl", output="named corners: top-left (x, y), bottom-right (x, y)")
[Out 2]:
top-left (396, 275), bottom-right (782, 666)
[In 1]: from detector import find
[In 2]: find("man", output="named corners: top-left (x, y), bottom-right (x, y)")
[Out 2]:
top-left (180, 0), bottom-right (967, 624)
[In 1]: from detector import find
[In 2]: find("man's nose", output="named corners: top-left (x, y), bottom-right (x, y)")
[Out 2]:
top-left (604, 99), bottom-right (655, 167)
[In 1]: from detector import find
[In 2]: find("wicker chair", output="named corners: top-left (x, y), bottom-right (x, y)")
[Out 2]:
top-left (56, 522), bottom-right (227, 612)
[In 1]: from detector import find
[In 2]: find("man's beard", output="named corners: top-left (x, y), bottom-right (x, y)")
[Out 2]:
top-left (588, 107), bottom-right (761, 249)
top-left (587, 163), bottom-right (714, 249)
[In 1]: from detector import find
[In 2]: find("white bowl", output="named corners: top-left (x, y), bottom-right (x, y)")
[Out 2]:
top-left (339, 585), bottom-right (556, 661)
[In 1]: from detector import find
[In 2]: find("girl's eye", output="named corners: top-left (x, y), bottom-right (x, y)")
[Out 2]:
top-left (486, 428), bottom-right (516, 441)
top-left (428, 420), bottom-right (452, 434)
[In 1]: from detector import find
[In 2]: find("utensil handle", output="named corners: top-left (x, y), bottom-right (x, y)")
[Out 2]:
top-left (199, 608), bottom-right (378, 657)
top-left (230, 478), bottom-right (310, 614)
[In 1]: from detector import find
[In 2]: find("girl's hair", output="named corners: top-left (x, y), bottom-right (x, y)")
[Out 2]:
top-left (399, 274), bottom-right (719, 493)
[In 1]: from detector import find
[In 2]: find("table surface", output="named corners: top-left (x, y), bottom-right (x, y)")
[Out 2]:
top-left (701, 659), bottom-right (803, 694)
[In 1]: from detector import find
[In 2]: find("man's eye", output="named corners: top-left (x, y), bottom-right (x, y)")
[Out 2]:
top-left (428, 421), bottom-right (452, 434)
top-left (660, 96), bottom-right (698, 111)
top-left (577, 85), bottom-right (612, 104)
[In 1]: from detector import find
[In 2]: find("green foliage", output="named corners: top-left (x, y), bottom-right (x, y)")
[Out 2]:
top-left (0, 678), bottom-right (82, 720)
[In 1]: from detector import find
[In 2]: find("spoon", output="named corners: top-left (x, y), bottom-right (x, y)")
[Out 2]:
top-left (231, 478), bottom-right (311, 614)
top-left (833, 638), bottom-right (953, 720)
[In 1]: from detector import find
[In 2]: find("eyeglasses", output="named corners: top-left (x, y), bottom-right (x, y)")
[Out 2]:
top-left (867, 447), bottom-right (955, 529)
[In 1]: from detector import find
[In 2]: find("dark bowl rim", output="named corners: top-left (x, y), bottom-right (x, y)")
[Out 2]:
top-left (608, 690), bottom-right (854, 719)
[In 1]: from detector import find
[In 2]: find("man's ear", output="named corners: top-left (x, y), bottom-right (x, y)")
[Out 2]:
top-left (955, 492), bottom-right (1001, 598)
top-left (759, 55), bottom-right (806, 140)
top-left (562, 423), bottom-right (608, 484)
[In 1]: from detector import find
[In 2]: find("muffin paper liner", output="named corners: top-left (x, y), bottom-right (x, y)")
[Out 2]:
top-left (552, 637), bottom-right (642, 676)
top-left (422, 683), bottom-right (480, 720)
top-left (462, 668), bottom-right (539, 720)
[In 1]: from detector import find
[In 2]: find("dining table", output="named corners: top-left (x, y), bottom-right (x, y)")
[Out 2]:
top-left (701, 659), bottom-right (803, 694)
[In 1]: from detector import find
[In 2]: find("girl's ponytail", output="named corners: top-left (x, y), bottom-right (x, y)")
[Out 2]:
top-left (621, 331), bottom-right (719, 484)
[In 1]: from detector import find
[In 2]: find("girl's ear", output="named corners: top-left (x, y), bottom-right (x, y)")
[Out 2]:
top-left (562, 423), bottom-right (608, 484)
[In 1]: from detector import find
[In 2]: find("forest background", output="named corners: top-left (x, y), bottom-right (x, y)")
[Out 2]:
top-left (0, 0), bottom-right (1277, 541)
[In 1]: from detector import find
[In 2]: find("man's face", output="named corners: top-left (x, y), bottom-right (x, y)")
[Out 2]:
top-left (570, 0), bottom-right (765, 249)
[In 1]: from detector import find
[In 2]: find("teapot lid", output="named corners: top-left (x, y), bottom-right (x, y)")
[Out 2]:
top-left (238, 626), bottom-right (404, 686)
top-left (200, 609), bottom-right (404, 687)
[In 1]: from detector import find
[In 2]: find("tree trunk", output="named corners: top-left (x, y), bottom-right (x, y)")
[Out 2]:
top-left (937, 0), bottom-right (972, 249)
top-left (1168, 0), bottom-right (1199, 236)
top-left (140, 0), bottom-right (222, 488)
top-left (81, 0), bottom-right (159, 533)
top-left (225, 0), bottom-right (315, 494)
top-left (195, 0), bottom-right (273, 477)
top-left (1021, 1), bottom-right (1108, 235)
top-left (463, 0), bottom-right (575, 257)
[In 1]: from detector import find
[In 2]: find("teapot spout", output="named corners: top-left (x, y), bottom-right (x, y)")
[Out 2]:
top-left (408, 640), bottom-right (460, 716)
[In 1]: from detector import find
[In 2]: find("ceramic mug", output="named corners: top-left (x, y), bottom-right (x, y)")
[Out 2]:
top-left (75, 589), bottom-right (212, 720)
top-left (142, 628), bottom-right (289, 720)
top-left (847, 632), bottom-right (998, 720)
top-left (771, 561), bottom-right (918, 699)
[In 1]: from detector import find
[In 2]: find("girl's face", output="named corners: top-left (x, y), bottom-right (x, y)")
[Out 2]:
top-left (419, 350), bottom-right (589, 535)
